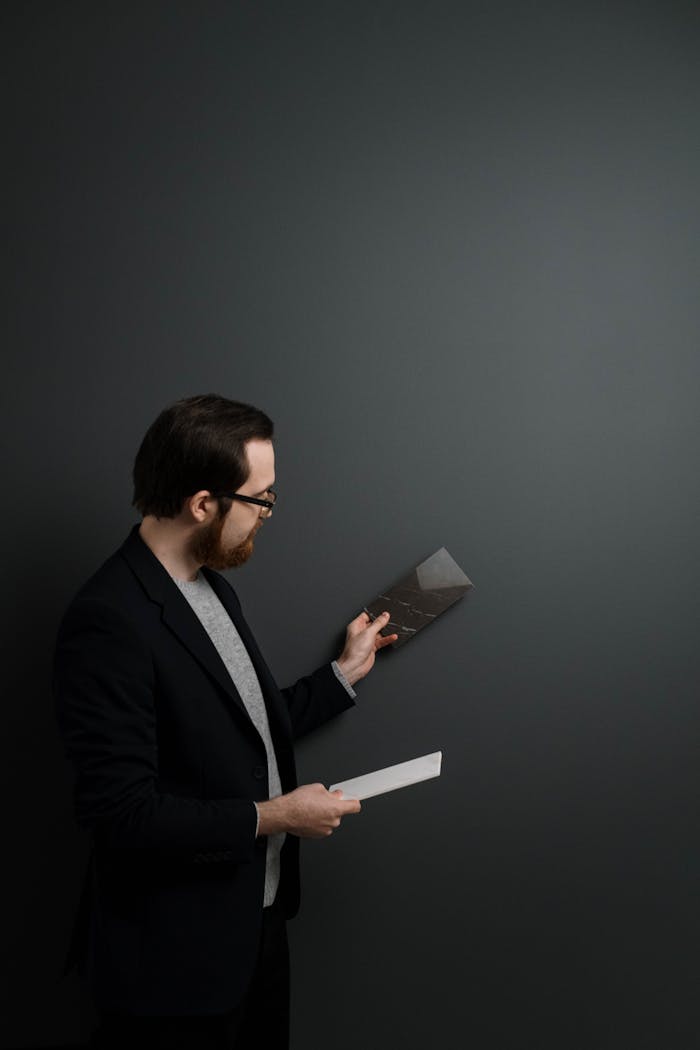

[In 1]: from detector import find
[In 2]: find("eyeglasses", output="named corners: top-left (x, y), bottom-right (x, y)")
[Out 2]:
top-left (213, 489), bottom-right (277, 518)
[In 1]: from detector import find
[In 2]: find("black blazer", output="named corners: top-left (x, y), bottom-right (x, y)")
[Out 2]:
top-left (53, 525), bottom-right (355, 1015)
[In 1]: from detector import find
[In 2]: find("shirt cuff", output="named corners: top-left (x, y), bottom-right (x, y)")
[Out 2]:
top-left (253, 801), bottom-right (260, 838)
top-left (331, 660), bottom-right (357, 699)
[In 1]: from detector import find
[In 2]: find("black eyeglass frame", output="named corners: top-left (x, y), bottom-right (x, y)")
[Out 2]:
top-left (212, 489), bottom-right (277, 514)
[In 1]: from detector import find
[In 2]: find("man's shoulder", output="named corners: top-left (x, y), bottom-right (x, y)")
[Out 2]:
top-left (61, 528), bottom-right (152, 621)
top-left (70, 552), bottom-right (133, 604)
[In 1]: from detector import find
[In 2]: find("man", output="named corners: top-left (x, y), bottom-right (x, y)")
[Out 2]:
top-left (53, 394), bottom-right (396, 1049)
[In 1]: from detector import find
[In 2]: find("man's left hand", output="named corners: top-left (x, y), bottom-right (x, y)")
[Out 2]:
top-left (335, 611), bottom-right (398, 686)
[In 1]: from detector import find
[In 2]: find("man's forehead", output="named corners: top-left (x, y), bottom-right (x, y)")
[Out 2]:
top-left (243, 438), bottom-right (275, 486)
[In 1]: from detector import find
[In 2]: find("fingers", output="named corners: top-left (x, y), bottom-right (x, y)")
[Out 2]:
top-left (330, 790), bottom-right (362, 814)
top-left (368, 611), bottom-right (393, 637)
top-left (368, 612), bottom-right (398, 650)
top-left (351, 610), bottom-right (392, 636)
top-left (288, 784), bottom-right (362, 838)
top-left (325, 806), bottom-right (360, 834)
top-left (347, 611), bottom-right (372, 634)
top-left (348, 610), bottom-right (392, 634)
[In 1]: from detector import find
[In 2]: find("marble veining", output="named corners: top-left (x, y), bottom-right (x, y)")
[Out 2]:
top-left (365, 547), bottom-right (473, 648)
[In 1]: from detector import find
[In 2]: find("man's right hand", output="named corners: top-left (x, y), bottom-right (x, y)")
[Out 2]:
top-left (256, 783), bottom-right (361, 839)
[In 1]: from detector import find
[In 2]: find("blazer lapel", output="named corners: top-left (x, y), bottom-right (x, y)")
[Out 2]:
top-left (118, 526), bottom-right (253, 725)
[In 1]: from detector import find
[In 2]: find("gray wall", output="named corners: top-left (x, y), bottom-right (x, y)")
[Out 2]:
top-left (3, 2), bottom-right (698, 1047)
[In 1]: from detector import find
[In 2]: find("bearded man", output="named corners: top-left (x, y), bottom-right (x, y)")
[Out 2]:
top-left (53, 394), bottom-right (395, 1049)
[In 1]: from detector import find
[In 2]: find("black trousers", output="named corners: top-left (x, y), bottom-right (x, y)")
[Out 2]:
top-left (90, 904), bottom-right (290, 1050)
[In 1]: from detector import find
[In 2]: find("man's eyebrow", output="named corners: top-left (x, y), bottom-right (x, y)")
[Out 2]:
top-left (253, 483), bottom-right (274, 496)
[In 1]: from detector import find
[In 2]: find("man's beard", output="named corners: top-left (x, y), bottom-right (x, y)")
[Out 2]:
top-left (190, 516), bottom-right (262, 571)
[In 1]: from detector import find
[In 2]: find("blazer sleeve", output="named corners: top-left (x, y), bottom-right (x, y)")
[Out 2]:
top-left (53, 597), bottom-right (257, 864)
top-left (207, 568), bottom-right (356, 742)
top-left (281, 662), bottom-right (356, 740)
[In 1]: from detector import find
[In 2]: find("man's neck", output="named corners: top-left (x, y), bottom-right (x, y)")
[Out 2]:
top-left (138, 516), bottom-right (201, 582)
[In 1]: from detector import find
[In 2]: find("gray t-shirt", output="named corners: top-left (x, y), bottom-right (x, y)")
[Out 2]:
top-left (173, 573), bottom-right (284, 907)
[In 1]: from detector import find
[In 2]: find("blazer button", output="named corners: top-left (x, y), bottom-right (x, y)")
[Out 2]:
top-left (253, 765), bottom-right (266, 780)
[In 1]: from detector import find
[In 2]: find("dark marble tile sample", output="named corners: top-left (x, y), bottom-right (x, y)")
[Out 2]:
top-left (364, 547), bottom-right (473, 648)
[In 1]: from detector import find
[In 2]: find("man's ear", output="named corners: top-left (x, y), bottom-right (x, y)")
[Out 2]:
top-left (185, 490), bottom-right (216, 523)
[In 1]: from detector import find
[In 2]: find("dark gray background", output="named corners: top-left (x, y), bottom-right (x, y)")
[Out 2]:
top-left (3, 2), bottom-right (698, 1047)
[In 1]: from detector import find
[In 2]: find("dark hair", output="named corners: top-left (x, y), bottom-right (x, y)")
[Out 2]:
top-left (132, 394), bottom-right (274, 518)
